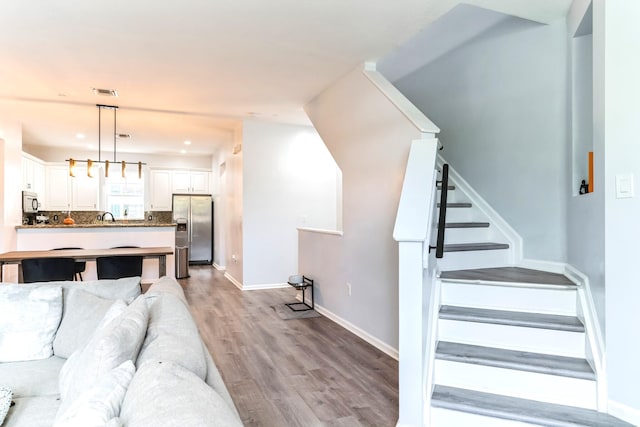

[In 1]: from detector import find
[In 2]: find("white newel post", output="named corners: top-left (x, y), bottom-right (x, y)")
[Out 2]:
top-left (397, 240), bottom-right (427, 427)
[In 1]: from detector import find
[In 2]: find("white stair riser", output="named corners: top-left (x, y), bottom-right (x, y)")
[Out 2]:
top-left (437, 189), bottom-right (464, 203)
top-left (437, 249), bottom-right (512, 271)
top-left (442, 207), bottom-right (482, 223)
top-left (443, 227), bottom-right (492, 244)
top-left (440, 282), bottom-right (577, 315)
top-left (434, 360), bottom-right (598, 410)
top-left (431, 407), bottom-right (539, 427)
top-left (438, 320), bottom-right (585, 358)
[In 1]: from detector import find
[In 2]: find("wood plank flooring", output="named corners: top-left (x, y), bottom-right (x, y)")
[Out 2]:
top-left (177, 266), bottom-right (399, 427)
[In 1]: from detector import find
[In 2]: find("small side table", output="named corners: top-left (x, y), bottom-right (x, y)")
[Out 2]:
top-left (286, 276), bottom-right (314, 311)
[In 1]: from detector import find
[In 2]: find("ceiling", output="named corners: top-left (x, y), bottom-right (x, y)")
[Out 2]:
top-left (0, 0), bottom-right (571, 158)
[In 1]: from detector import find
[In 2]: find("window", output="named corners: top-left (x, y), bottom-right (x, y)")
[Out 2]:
top-left (104, 172), bottom-right (144, 220)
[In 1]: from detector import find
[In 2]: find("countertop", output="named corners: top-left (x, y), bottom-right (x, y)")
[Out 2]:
top-left (16, 223), bottom-right (176, 229)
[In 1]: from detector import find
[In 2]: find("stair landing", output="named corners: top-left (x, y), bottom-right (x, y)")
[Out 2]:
top-left (440, 267), bottom-right (575, 287)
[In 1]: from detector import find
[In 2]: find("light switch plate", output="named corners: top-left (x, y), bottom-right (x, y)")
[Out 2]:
top-left (615, 174), bottom-right (634, 198)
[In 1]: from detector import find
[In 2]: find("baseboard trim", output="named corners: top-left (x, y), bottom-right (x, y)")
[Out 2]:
top-left (222, 273), bottom-right (289, 291)
top-left (224, 272), bottom-right (243, 290)
top-left (213, 263), bottom-right (226, 271)
top-left (242, 282), bottom-right (290, 291)
top-left (296, 295), bottom-right (399, 361)
top-left (519, 258), bottom-right (566, 274)
top-left (608, 399), bottom-right (640, 426)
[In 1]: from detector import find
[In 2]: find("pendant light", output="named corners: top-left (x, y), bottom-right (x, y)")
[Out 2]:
top-left (66, 104), bottom-right (146, 179)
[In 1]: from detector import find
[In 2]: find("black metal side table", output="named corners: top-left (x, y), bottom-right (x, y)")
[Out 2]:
top-left (286, 276), bottom-right (314, 311)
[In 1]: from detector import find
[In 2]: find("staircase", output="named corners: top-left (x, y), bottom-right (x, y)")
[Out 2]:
top-left (427, 179), bottom-right (632, 426)
top-left (434, 172), bottom-right (515, 271)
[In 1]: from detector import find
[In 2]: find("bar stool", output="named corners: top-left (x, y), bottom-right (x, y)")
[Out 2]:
top-left (52, 247), bottom-right (86, 281)
top-left (22, 258), bottom-right (76, 283)
top-left (96, 246), bottom-right (143, 280)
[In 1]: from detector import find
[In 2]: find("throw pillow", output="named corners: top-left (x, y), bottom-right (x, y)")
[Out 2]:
top-left (53, 360), bottom-right (135, 427)
top-left (53, 288), bottom-right (123, 358)
top-left (0, 386), bottom-right (12, 426)
top-left (0, 286), bottom-right (63, 362)
top-left (58, 296), bottom-right (148, 405)
top-left (120, 361), bottom-right (242, 427)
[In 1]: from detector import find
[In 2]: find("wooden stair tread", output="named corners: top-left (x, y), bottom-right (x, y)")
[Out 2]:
top-left (440, 267), bottom-right (575, 286)
top-left (436, 184), bottom-right (456, 190)
top-left (444, 222), bottom-right (490, 228)
top-left (444, 242), bottom-right (509, 252)
top-left (439, 305), bottom-right (585, 332)
top-left (435, 342), bottom-right (594, 380)
top-left (432, 385), bottom-right (634, 427)
top-left (437, 202), bottom-right (471, 208)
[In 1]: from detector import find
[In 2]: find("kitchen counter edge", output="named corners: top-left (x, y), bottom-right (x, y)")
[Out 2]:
top-left (16, 223), bottom-right (177, 229)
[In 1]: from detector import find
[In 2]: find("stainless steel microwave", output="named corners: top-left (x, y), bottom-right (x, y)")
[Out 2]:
top-left (22, 191), bottom-right (39, 213)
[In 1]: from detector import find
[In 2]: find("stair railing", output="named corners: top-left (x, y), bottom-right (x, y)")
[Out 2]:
top-left (393, 138), bottom-right (440, 427)
top-left (429, 163), bottom-right (449, 258)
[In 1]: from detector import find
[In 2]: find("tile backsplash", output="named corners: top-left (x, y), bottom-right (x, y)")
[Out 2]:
top-left (24, 211), bottom-right (173, 225)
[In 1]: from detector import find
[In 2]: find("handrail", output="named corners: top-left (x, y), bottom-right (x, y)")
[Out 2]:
top-left (363, 64), bottom-right (440, 135)
top-left (392, 139), bottom-right (439, 242)
top-left (434, 164), bottom-right (449, 258)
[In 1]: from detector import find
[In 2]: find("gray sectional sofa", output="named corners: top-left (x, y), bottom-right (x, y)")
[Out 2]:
top-left (0, 276), bottom-right (242, 427)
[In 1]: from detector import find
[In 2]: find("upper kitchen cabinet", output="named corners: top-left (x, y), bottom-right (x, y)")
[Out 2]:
top-left (172, 170), bottom-right (210, 194)
top-left (45, 165), bottom-right (71, 211)
top-left (72, 169), bottom-right (100, 210)
top-left (149, 169), bottom-right (173, 211)
top-left (45, 164), bottom-right (100, 211)
top-left (22, 153), bottom-right (46, 198)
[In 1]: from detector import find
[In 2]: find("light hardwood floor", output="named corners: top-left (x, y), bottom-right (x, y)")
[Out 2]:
top-left (177, 265), bottom-right (399, 427)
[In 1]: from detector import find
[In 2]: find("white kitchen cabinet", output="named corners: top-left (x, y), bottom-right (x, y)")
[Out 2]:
top-left (172, 170), bottom-right (210, 194)
top-left (45, 164), bottom-right (100, 211)
top-left (45, 166), bottom-right (71, 211)
top-left (22, 154), bottom-right (46, 199)
top-left (149, 169), bottom-right (173, 211)
top-left (171, 170), bottom-right (191, 193)
top-left (72, 170), bottom-right (100, 210)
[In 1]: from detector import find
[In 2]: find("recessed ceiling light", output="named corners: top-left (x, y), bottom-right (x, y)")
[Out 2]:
top-left (92, 88), bottom-right (118, 97)
top-left (184, 140), bottom-right (192, 145)
top-left (76, 133), bottom-right (86, 139)
top-left (180, 149), bottom-right (187, 154)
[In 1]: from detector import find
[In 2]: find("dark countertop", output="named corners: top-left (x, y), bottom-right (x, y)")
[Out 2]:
top-left (16, 223), bottom-right (176, 229)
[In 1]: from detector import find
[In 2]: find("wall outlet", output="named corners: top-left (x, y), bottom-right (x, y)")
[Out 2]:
top-left (231, 254), bottom-right (237, 264)
top-left (346, 282), bottom-right (352, 296)
top-left (148, 214), bottom-right (153, 221)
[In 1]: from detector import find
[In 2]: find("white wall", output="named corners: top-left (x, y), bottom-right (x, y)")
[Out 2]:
top-left (212, 150), bottom-right (225, 269)
top-left (242, 120), bottom-right (339, 287)
top-left (302, 65), bottom-right (425, 349)
top-left (0, 120), bottom-right (24, 282)
top-left (392, 17), bottom-right (570, 262)
top-left (596, 0), bottom-right (640, 421)
top-left (223, 128), bottom-right (244, 285)
top-left (566, 0), bottom-right (605, 339)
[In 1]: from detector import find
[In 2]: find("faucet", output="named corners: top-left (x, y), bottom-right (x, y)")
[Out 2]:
top-left (101, 212), bottom-right (115, 222)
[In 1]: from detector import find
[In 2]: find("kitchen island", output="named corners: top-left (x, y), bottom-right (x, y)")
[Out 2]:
top-left (10, 223), bottom-right (176, 282)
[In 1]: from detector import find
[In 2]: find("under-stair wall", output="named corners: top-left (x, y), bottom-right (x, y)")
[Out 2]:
top-left (299, 63), bottom-right (439, 363)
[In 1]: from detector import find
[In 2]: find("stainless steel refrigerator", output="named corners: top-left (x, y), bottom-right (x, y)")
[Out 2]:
top-left (172, 194), bottom-right (213, 264)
